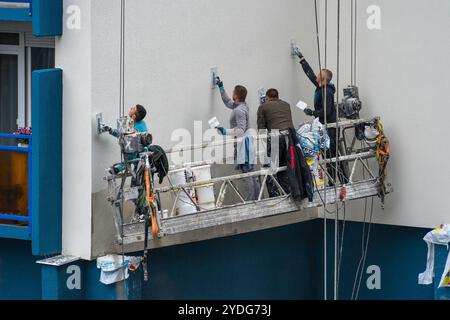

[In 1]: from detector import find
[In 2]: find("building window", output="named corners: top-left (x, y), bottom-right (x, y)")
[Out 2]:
top-left (0, 53), bottom-right (18, 139)
top-left (0, 32), bottom-right (24, 145)
top-left (26, 46), bottom-right (55, 126)
top-left (0, 31), bottom-right (55, 137)
top-left (0, 32), bottom-right (20, 46)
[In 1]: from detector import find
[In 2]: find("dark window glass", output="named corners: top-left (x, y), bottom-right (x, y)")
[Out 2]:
top-left (0, 33), bottom-right (20, 46)
top-left (31, 47), bottom-right (55, 71)
top-left (0, 54), bottom-right (18, 143)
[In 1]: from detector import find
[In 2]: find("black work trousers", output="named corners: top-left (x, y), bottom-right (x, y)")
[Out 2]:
top-left (265, 136), bottom-right (291, 197)
top-left (327, 128), bottom-right (349, 186)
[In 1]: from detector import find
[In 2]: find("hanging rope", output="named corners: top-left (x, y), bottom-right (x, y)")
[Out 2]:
top-left (350, 0), bottom-right (354, 86)
top-left (354, 196), bottom-right (375, 300)
top-left (313, 0), bottom-right (329, 301)
top-left (119, 0), bottom-right (126, 117)
top-left (354, 0), bottom-right (357, 85)
top-left (118, 0), bottom-right (127, 299)
top-left (333, 0), bottom-right (342, 301)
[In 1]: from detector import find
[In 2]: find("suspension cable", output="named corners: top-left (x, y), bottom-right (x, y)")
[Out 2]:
top-left (350, 0), bottom-right (354, 86)
top-left (324, 0), bottom-right (328, 68)
top-left (120, 0), bottom-right (126, 117)
top-left (314, 0), bottom-right (322, 71)
top-left (354, 0), bottom-right (358, 85)
top-left (355, 196), bottom-right (375, 299)
top-left (333, 0), bottom-right (341, 301)
top-left (119, 0), bottom-right (127, 300)
top-left (313, 0), bottom-right (330, 301)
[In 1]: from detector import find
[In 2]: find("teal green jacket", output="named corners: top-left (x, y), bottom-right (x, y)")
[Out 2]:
top-left (110, 120), bottom-right (149, 166)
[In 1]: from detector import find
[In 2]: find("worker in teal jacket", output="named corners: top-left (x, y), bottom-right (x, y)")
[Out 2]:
top-left (105, 104), bottom-right (151, 222)
top-left (107, 104), bottom-right (149, 137)
top-left (105, 104), bottom-right (150, 174)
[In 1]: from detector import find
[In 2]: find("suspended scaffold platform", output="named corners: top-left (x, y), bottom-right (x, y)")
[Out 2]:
top-left (105, 117), bottom-right (390, 253)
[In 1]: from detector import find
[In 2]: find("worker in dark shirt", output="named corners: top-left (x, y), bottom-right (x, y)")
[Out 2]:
top-left (295, 49), bottom-right (349, 185)
top-left (257, 88), bottom-right (294, 197)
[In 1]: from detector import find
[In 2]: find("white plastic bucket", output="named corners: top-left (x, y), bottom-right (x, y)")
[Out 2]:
top-left (168, 168), bottom-right (197, 216)
top-left (191, 165), bottom-right (216, 210)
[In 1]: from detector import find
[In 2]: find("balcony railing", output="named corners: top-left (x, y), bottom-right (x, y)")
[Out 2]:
top-left (0, 0), bottom-right (32, 21)
top-left (0, 0), bottom-right (62, 37)
top-left (0, 133), bottom-right (32, 240)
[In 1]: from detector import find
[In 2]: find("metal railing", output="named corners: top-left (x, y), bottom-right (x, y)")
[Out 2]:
top-left (0, 133), bottom-right (32, 235)
top-left (0, 0), bottom-right (31, 9)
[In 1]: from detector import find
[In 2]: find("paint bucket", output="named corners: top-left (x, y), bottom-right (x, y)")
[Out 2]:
top-left (168, 168), bottom-right (197, 216)
top-left (307, 156), bottom-right (325, 190)
top-left (191, 165), bottom-right (216, 210)
top-left (364, 126), bottom-right (380, 147)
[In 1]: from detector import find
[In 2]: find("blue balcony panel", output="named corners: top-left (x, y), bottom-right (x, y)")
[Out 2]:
top-left (0, 0), bottom-right (62, 36)
top-left (0, 225), bottom-right (31, 240)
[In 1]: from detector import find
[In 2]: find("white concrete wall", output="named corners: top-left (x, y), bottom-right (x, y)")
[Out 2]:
top-left (57, 0), bottom-right (92, 259)
top-left (58, 0), bottom-right (450, 258)
top-left (90, 0), bottom-right (319, 193)
top-left (317, 0), bottom-right (450, 228)
top-left (61, 0), bottom-right (319, 258)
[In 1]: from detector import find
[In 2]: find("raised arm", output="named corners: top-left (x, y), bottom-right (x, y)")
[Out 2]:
top-left (294, 48), bottom-right (320, 88)
top-left (216, 77), bottom-right (235, 109)
top-left (220, 89), bottom-right (236, 110)
top-left (300, 59), bottom-right (320, 88)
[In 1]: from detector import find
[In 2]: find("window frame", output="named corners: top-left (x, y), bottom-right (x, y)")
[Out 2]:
top-left (0, 31), bottom-right (25, 130)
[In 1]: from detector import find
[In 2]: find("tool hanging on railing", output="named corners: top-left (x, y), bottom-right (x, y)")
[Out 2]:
top-left (374, 119), bottom-right (390, 205)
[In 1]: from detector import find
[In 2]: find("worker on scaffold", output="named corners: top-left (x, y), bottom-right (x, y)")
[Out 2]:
top-left (103, 104), bottom-right (154, 222)
top-left (294, 48), bottom-right (349, 186)
top-left (214, 77), bottom-right (261, 201)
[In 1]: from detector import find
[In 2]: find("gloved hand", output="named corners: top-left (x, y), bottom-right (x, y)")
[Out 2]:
top-left (216, 127), bottom-right (227, 136)
top-left (103, 125), bottom-right (112, 133)
top-left (215, 77), bottom-right (224, 90)
top-left (304, 108), bottom-right (314, 117)
top-left (295, 48), bottom-right (305, 62)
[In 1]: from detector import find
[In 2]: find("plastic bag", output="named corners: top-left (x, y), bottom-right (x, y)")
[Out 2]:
top-left (312, 118), bottom-right (330, 150)
top-left (439, 251), bottom-right (450, 288)
top-left (418, 225), bottom-right (450, 285)
top-left (97, 255), bottom-right (143, 285)
top-left (297, 118), bottom-right (330, 158)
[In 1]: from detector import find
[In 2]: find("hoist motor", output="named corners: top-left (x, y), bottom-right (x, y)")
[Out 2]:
top-left (338, 85), bottom-right (365, 141)
top-left (339, 85), bottom-right (362, 119)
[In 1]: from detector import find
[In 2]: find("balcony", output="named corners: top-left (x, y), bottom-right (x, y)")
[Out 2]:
top-left (0, 0), bottom-right (62, 36)
top-left (0, 68), bottom-right (62, 256)
top-left (0, 134), bottom-right (32, 240)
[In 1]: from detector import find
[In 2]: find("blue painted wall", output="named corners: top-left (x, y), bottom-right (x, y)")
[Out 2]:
top-left (320, 220), bottom-right (434, 300)
top-left (0, 219), bottom-right (438, 300)
top-left (0, 239), bottom-right (41, 300)
top-left (139, 221), bottom-right (321, 300)
top-left (433, 245), bottom-right (450, 300)
top-left (133, 220), bottom-right (434, 300)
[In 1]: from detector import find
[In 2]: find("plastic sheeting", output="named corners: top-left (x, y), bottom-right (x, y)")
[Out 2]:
top-left (97, 255), bottom-right (143, 285)
top-left (418, 225), bottom-right (450, 287)
top-left (297, 118), bottom-right (330, 158)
